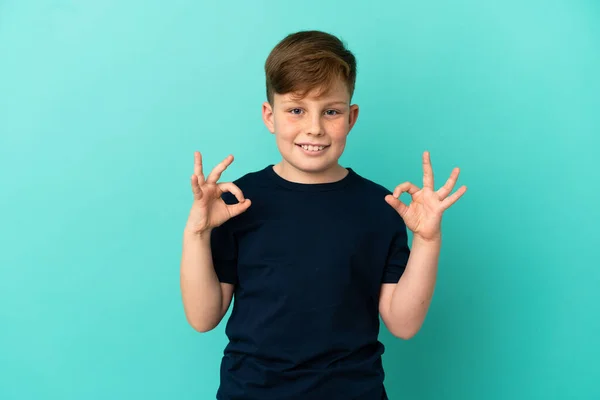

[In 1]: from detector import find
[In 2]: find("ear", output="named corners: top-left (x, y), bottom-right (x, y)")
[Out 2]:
top-left (348, 104), bottom-right (359, 132)
top-left (262, 101), bottom-right (275, 134)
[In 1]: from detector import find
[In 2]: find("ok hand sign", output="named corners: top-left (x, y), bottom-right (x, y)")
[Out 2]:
top-left (185, 152), bottom-right (251, 235)
top-left (385, 151), bottom-right (467, 242)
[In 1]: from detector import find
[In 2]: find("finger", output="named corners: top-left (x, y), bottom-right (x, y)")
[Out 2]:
top-left (227, 199), bottom-right (252, 219)
top-left (218, 182), bottom-right (246, 204)
top-left (392, 182), bottom-right (420, 198)
top-left (436, 167), bottom-right (460, 199)
top-left (385, 194), bottom-right (409, 217)
top-left (195, 151), bottom-right (205, 185)
top-left (206, 154), bottom-right (234, 184)
top-left (191, 175), bottom-right (203, 200)
top-left (423, 151), bottom-right (434, 189)
top-left (441, 185), bottom-right (467, 210)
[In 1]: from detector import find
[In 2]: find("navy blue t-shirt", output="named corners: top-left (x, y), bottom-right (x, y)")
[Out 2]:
top-left (210, 165), bottom-right (411, 400)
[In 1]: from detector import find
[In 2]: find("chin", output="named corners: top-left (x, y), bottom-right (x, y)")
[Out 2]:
top-left (289, 158), bottom-right (338, 173)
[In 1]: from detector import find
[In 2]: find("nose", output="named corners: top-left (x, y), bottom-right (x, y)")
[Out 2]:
top-left (306, 113), bottom-right (324, 136)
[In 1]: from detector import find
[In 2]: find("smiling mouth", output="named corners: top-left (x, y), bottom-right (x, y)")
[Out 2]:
top-left (296, 144), bottom-right (329, 152)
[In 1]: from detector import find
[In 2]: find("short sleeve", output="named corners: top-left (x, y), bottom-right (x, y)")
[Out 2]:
top-left (381, 216), bottom-right (411, 284)
top-left (210, 194), bottom-right (239, 284)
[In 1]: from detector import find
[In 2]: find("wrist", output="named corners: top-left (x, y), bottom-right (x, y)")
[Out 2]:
top-left (412, 233), bottom-right (441, 247)
top-left (183, 228), bottom-right (212, 241)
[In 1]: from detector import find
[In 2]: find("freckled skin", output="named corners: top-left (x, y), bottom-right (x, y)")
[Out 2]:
top-left (262, 79), bottom-right (359, 184)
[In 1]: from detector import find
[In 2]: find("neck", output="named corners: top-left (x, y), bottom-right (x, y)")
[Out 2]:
top-left (273, 161), bottom-right (348, 184)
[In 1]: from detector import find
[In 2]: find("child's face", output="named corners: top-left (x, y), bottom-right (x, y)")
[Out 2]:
top-left (262, 78), bottom-right (359, 183)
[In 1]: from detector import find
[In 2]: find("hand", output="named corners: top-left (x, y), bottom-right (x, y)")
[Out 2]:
top-left (185, 152), bottom-right (251, 236)
top-left (385, 151), bottom-right (467, 242)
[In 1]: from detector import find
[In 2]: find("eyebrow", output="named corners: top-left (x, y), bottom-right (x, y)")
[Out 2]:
top-left (323, 101), bottom-right (349, 107)
top-left (281, 100), bottom-right (348, 107)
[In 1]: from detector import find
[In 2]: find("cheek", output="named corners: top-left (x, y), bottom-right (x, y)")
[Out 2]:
top-left (273, 127), bottom-right (295, 148)
top-left (329, 120), bottom-right (350, 142)
top-left (274, 120), bottom-right (299, 139)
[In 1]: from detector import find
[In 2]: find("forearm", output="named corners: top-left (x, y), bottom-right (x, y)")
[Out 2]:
top-left (389, 236), bottom-right (441, 337)
top-left (180, 229), bottom-right (223, 332)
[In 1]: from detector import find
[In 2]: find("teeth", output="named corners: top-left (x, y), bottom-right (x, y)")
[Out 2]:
top-left (301, 145), bottom-right (325, 151)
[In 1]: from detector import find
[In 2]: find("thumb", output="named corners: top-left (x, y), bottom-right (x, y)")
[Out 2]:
top-left (227, 199), bottom-right (252, 218)
top-left (385, 195), bottom-right (408, 217)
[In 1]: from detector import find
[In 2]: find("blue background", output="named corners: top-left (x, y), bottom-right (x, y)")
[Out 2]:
top-left (1, 1), bottom-right (598, 399)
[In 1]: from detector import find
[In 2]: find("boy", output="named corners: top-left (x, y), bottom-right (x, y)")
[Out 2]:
top-left (180, 30), bottom-right (466, 399)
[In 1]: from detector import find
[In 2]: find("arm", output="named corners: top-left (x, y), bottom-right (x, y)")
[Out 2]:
top-left (180, 151), bottom-right (250, 333)
top-left (381, 150), bottom-right (467, 339)
top-left (180, 229), bottom-right (234, 333)
top-left (379, 236), bottom-right (440, 339)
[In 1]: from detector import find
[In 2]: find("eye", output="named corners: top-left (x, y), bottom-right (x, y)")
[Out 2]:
top-left (289, 108), bottom-right (303, 115)
top-left (325, 109), bottom-right (340, 116)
